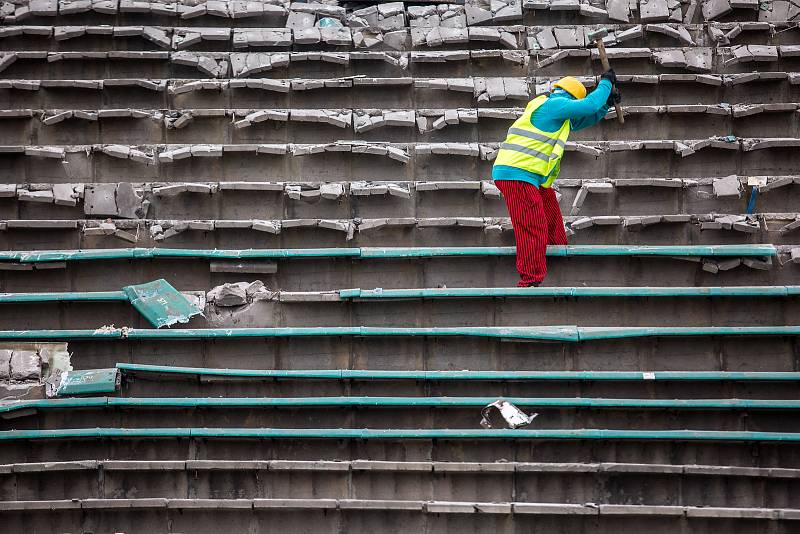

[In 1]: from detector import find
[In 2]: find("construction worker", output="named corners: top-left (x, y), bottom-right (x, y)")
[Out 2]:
top-left (493, 69), bottom-right (620, 287)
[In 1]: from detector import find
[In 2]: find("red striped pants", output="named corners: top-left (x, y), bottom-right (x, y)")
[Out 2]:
top-left (495, 180), bottom-right (568, 286)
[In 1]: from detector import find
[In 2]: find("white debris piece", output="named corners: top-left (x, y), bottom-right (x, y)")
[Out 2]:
top-left (480, 400), bottom-right (537, 429)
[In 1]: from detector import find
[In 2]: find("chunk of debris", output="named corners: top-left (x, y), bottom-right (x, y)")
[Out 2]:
top-left (480, 400), bottom-right (537, 429)
top-left (713, 175), bottom-right (741, 197)
top-left (9, 350), bottom-right (41, 381)
top-left (52, 368), bottom-right (121, 397)
top-left (207, 282), bottom-right (248, 307)
top-left (702, 0), bottom-right (733, 20)
top-left (600, 0), bottom-right (629, 20)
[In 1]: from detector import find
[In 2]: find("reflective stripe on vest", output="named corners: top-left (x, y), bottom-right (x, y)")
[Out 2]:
top-left (499, 142), bottom-right (552, 161)
top-left (493, 95), bottom-right (571, 188)
top-left (506, 127), bottom-right (567, 151)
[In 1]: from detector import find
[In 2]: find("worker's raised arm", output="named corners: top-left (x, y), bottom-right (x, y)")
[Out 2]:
top-left (530, 71), bottom-right (616, 133)
top-left (569, 102), bottom-right (610, 131)
top-left (546, 78), bottom-right (612, 123)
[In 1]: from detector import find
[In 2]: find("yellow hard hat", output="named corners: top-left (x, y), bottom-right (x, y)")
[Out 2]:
top-left (553, 76), bottom-right (587, 100)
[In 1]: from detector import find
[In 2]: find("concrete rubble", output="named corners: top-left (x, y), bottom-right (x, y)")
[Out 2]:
top-left (207, 282), bottom-right (248, 306)
top-left (3, 349), bottom-right (41, 381)
top-left (712, 175), bottom-right (741, 197)
top-left (80, 183), bottom-right (140, 219)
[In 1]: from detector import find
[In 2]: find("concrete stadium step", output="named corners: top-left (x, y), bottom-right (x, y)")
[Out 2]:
top-left (3, 179), bottom-right (800, 222)
top-left (6, 426), bottom-right (800, 443)
top-left (2, 53), bottom-right (800, 83)
top-left (0, 257), bottom-right (790, 291)
top-left (2, 285), bottom-right (799, 329)
top-left (0, 0), bottom-right (791, 27)
top-left (0, 102), bottom-right (797, 139)
top-left (3, 459), bottom-right (800, 508)
top-left (2, 217), bottom-right (800, 248)
top-left (114, 364), bottom-right (800, 399)
top-left (2, 23), bottom-right (799, 53)
top-left (6, 285), bottom-right (800, 298)
top-left (3, 104), bottom-right (799, 145)
top-left (0, 245), bottom-right (790, 291)
top-left (4, 325), bottom-right (800, 340)
top-left (48, 331), bottom-right (798, 375)
top-left (3, 140), bottom-right (800, 182)
top-left (4, 428), bottom-right (800, 470)
top-left (0, 24), bottom-right (790, 50)
top-left (0, 187), bottom-right (800, 229)
top-left (2, 395), bottom-right (799, 432)
top-left (3, 498), bottom-right (800, 534)
top-left (0, 244), bottom-right (780, 258)
top-left (1, 72), bottom-right (799, 111)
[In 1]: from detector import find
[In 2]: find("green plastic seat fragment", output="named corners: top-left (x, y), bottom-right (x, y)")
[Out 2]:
top-left (55, 369), bottom-right (120, 396)
top-left (123, 279), bottom-right (202, 328)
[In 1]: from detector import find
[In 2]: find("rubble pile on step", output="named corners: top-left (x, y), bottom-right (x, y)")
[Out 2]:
top-left (207, 281), bottom-right (273, 307)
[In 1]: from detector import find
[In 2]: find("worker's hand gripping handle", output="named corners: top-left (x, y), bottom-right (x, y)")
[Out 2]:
top-left (594, 38), bottom-right (625, 124)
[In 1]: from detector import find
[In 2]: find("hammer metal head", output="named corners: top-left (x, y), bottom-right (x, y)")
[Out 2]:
top-left (587, 27), bottom-right (609, 41)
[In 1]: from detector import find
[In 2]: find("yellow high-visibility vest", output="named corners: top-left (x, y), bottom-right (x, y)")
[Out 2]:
top-left (493, 95), bottom-right (570, 188)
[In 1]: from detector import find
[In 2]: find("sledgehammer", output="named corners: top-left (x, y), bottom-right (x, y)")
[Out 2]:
top-left (587, 27), bottom-right (624, 124)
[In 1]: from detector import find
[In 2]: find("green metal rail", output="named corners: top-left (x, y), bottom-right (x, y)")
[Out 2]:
top-left (3, 286), bottom-right (799, 304)
top-left (4, 396), bottom-right (800, 414)
top-left (1, 428), bottom-right (800, 442)
top-left (0, 244), bottom-right (777, 264)
top-left (341, 286), bottom-right (800, 299)
top-left (115, 363), bottom-right (800, 382)
top-left (0, 280), bottom-right (200, 328)
top-left (0, 291), bottom-right (128, 303)
top-left (0, 326), bottom-right (798, 342)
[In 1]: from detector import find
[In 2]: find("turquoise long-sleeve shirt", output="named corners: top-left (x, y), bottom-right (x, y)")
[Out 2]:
top-left (493, 79), bottom-right (612, 187)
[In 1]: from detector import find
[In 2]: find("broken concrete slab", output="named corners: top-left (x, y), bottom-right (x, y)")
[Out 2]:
top-left (116, 183), bottom-right (142, 219)
top-left (606, 0), bottom-right (631, 21)
top-left (83, 184), bottom-right (118, 217)
top-left (713, 175), bottom-right (741, 197)
top-left (702, 0), bottom-right (733, 20)
top-left (553, 27), bottom-right (584, 48)
top-left (10, 350), bottom-right (40, 381)
top-left (641, 0), bottom-right (671, 20)
top-left (778, 219), bottom-right (800, 235)
top-left (0, 349), bottom-right (10, 380)
top-left (52, 184), bottom-right (78, 207)
top-left (17, 189), bottom-right (54, 203)
top-left (207, 283), bottom-right (248, 307)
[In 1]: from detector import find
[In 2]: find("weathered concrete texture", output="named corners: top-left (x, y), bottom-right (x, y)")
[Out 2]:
top-left (3, 293), bottom-right (798, 329)
top-left (3, 506), bottom-right (800, 534)
top-left (5, 461), bottom-right (800, 507)
top-left (1, 0), bottom-right (800, 529)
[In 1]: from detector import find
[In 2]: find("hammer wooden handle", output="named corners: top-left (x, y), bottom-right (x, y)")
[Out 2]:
top-left (594, 38), bottom-right (625, 124)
